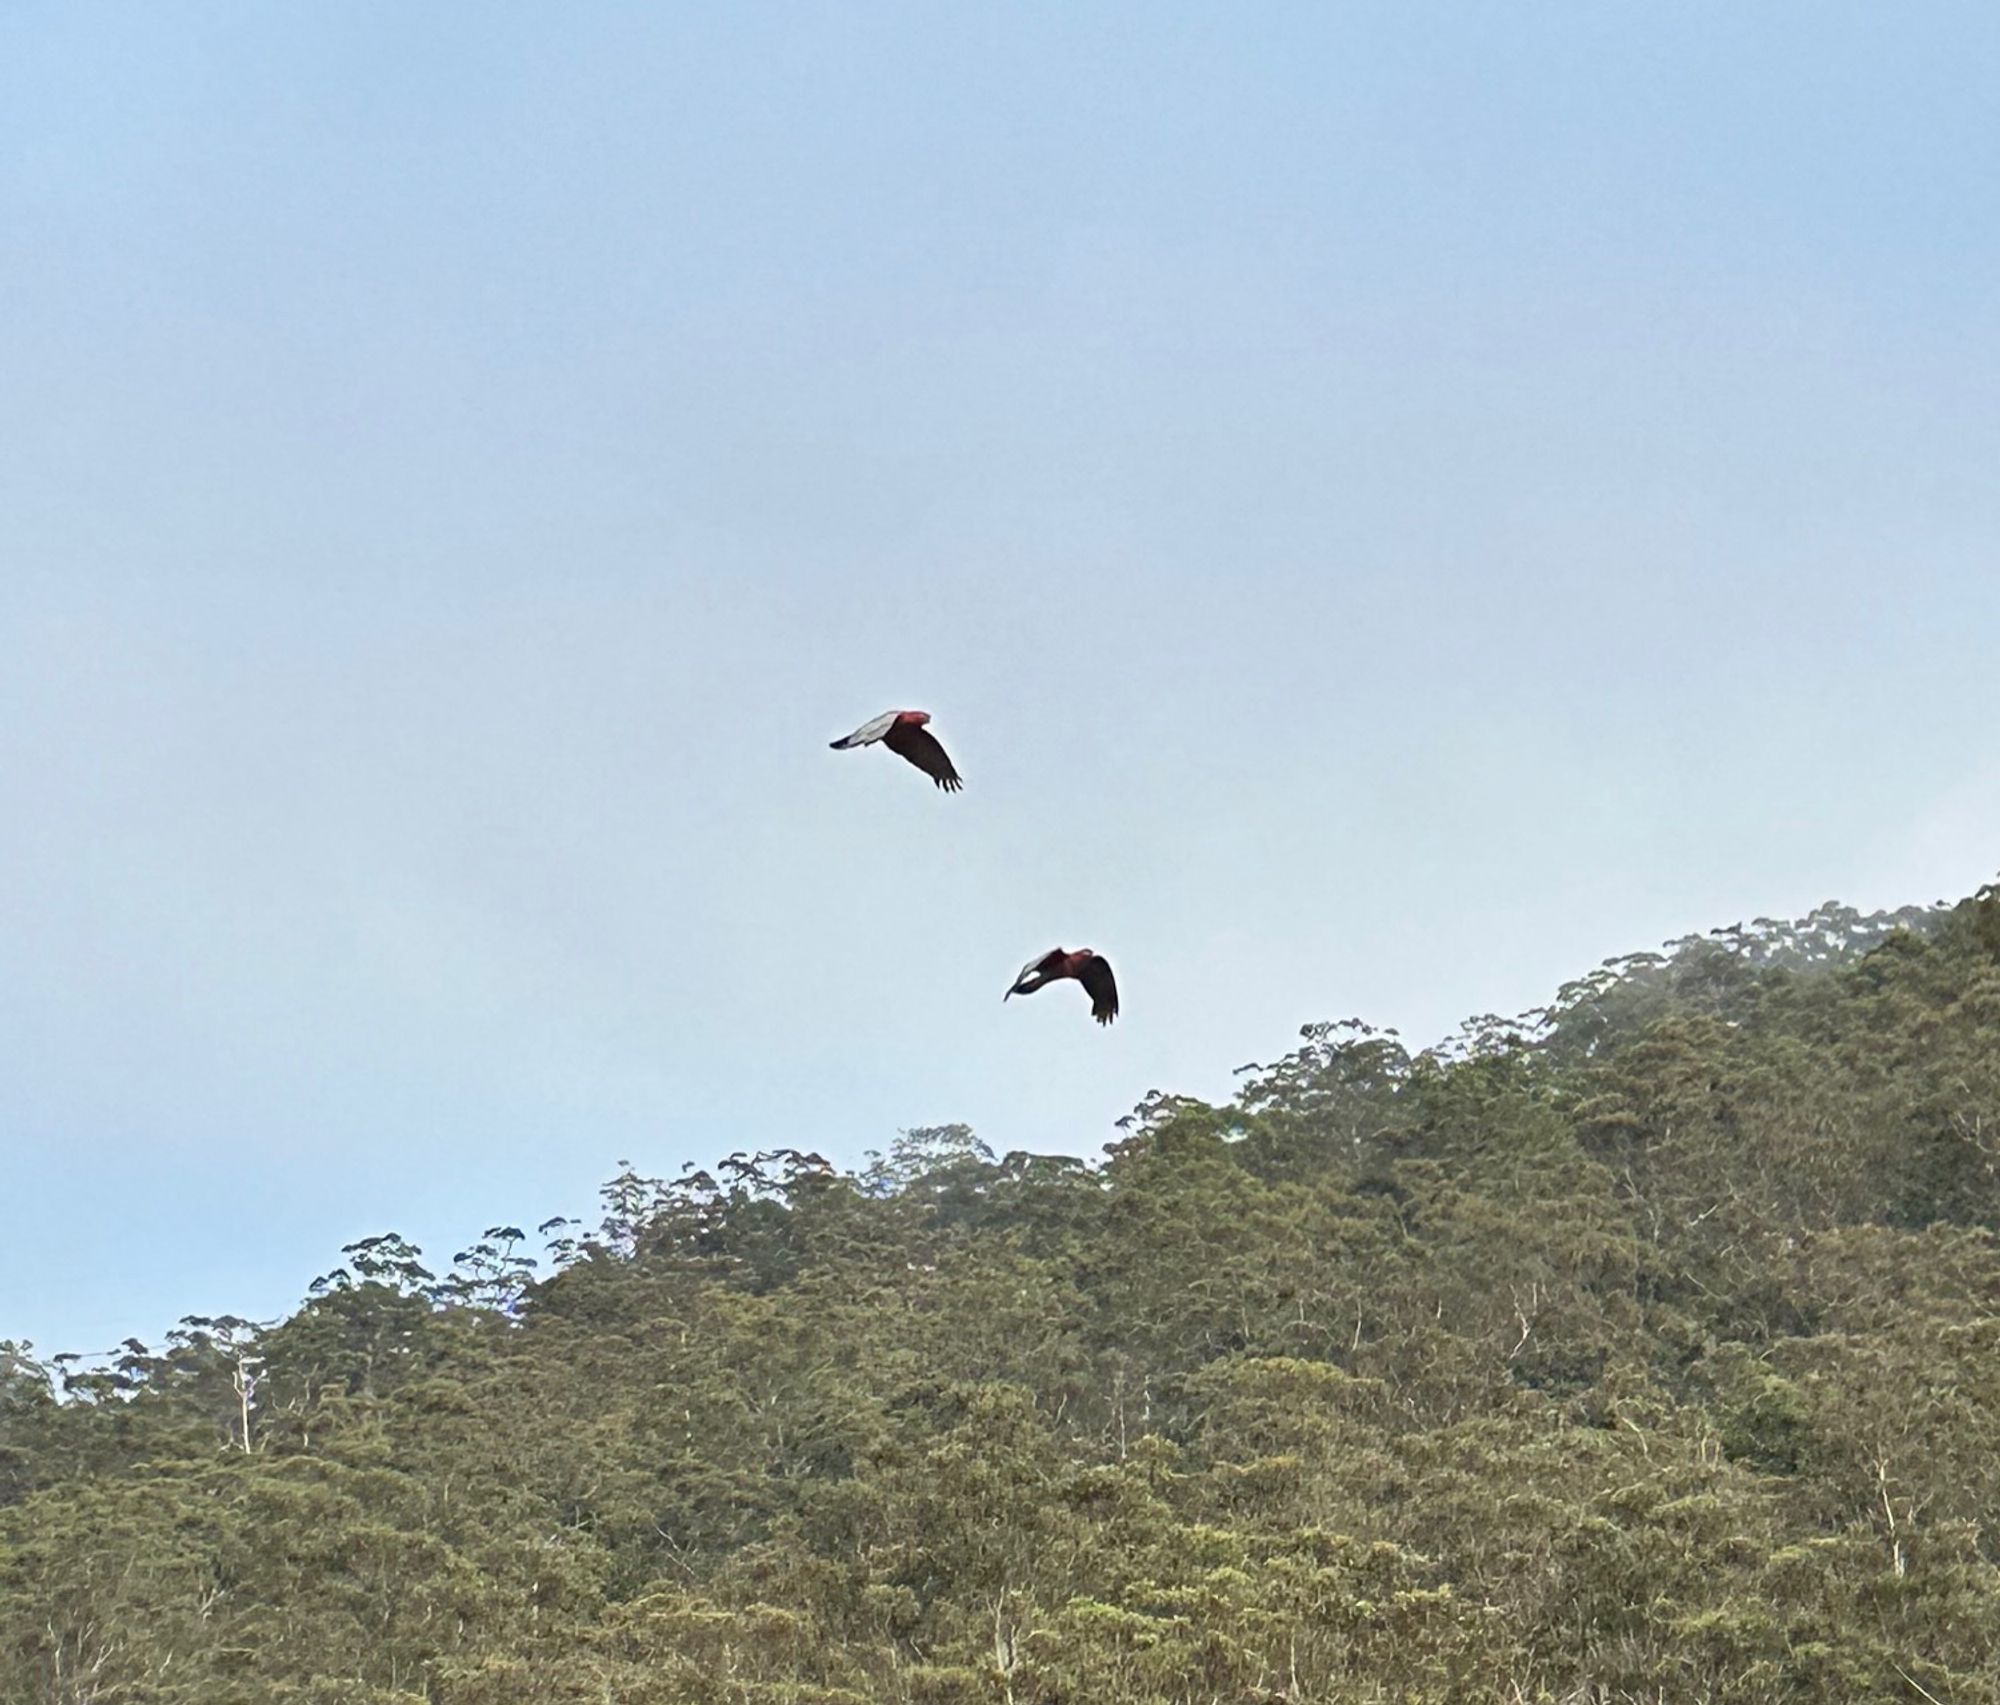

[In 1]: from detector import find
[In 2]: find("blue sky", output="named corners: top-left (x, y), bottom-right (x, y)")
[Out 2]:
top-left (5, 4), bottom-right (1998, 1357)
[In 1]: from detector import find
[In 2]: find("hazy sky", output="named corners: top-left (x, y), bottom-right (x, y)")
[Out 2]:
top-left (6, 4), bottom-right (1998, 1357)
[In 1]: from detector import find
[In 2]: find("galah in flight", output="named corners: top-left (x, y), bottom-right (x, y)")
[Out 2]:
top-left (1006, 947), bottom-right (1119, 1025)
top-left (829, 709), bottom-right (963, 791)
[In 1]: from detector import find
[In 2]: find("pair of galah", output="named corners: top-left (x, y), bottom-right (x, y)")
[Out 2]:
top-left (830, 708), bottom-right (1120, 1026)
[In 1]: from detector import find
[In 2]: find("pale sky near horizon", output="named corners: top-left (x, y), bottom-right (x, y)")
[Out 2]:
top-left (5, 4), bottom-right (1999, 1358)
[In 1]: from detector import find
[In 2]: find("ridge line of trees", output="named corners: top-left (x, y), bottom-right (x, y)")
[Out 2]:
top-left (5, 888), bottom-right (1998, 1703)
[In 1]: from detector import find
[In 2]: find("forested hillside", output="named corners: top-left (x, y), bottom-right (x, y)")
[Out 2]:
top-left (8, 891), bottom-right (2000, 1704)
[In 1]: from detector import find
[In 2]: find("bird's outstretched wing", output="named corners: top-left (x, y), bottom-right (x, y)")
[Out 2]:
top-left (829, 710), bottom-right (900, 750)
top-left (1078, 954), bottom-right (1119, 1025)
top-left (883, 720), bottom-right (963, 790)
top-left (1008, 948), bottom-right (1067, 998)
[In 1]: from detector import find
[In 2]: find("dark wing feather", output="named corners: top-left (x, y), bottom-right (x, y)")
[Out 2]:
top-left (883, 721), bottom-right (963, 790)
top-left (1078, 955), bottom-right (1119, 1025)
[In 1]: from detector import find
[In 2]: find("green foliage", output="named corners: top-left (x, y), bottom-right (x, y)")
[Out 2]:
top-left (8, 889), bottom-right (2000, 1701)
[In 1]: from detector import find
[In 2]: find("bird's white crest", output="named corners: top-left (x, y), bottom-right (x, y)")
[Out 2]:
top-left (835, 710), bottom-right (901, 747)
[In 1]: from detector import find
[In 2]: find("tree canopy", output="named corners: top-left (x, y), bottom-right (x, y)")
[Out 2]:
top-left (7, 888), bottom-right (2000, 1702)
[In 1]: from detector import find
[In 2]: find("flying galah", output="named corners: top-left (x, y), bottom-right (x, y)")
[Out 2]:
top-left (829, 709), bottom-right (963, 791)
top-left (1006, 948), bottom-right (1119, 1025)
